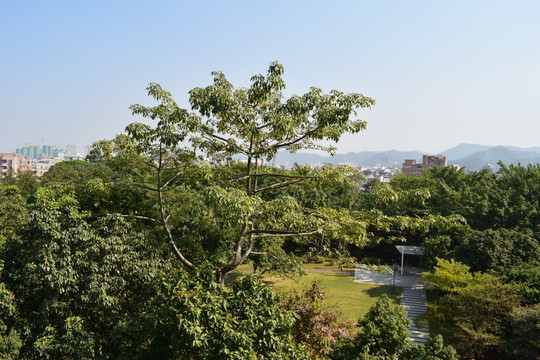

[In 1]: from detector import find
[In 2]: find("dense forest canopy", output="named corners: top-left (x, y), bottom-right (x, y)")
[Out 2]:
top-left (0, 63), bottom-right (538, 359)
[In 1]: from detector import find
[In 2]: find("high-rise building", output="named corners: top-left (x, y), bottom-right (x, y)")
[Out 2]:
top-left (42, 145), bottom-right (54, 158)
top-left (66, 144), bottom-right (76, 155)
top-left (16, 145), bottom-right (59, 160)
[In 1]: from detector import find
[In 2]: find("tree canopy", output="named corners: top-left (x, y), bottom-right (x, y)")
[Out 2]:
top-left (118, 61), bottom-right (375, 284)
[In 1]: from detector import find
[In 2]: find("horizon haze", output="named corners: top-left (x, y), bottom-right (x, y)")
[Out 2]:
top-left (1, 1), bottom-right (539, 154)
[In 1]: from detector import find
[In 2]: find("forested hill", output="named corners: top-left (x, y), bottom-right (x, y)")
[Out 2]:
top-left (274, 143), bottom-right (540, 171)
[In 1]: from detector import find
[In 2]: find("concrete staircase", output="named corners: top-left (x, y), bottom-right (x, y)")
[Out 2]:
top-left (400, 283), bottom-right (429, 344)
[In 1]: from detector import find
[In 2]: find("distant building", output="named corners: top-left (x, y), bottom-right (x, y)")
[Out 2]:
top-left (16, 144), bottom-right (61, 160)
top-left (0, 153), bottom-right (35, 178)
top-left (64, 154), bottom-right (84, 161)
top-left (66, 144), bottom-right (77, 155)
top-left (402, 155), bottom-right (447, 176)
top-left (34, 158), bottom-right (62, 178)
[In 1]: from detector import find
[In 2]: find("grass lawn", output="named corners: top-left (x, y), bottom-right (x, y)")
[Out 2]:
top-left (263, 271), bottom-right (401, 324)
top-left (231, 261), bottom-right (401, 323)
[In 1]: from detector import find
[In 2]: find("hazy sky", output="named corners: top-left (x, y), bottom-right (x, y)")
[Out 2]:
top-left (1, 1), bottom-right (539, 154)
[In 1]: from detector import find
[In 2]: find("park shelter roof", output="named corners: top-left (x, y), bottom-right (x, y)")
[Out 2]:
top-left (395, 245), bottom-right (424, 255)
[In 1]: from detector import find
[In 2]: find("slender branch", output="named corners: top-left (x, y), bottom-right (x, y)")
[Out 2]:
top-left (250, 251), bottom-right (268, 255)
top-left (255, 179), bottom-right (304, 193)
top-left (157, 142), bottom-right (196, 270)
top-left (203, 132), bottom-right (229, 144)
top-left (256, 122), bottom-right (273, 130)
top-left (107, 213), bottom-right (161, 223)
top-left (252, 173), bottom-right (316, 178)
top-left (246, 229), bottom-right (319, 237)
top-left (202, 133), bottom-right (249, 155)
top-left (252, 126), bottom-right (320, 156)
top-left (162, 170), bottom-right (184, 189)
top-left (141, 159), bottom-right (159, 169)
top-left (254, 156), bottom-right (259, 193)
top-left (246, 132), bottom-right (254, 195)
top-left (231, 173), bottom-right (317, 182)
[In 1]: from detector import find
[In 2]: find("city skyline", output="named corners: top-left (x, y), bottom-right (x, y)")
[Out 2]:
top-left (1, 1), bottom-right (539, 154)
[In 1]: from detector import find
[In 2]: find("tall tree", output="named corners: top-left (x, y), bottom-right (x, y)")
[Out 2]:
top-left (121, 61), bottom-right (375, 284)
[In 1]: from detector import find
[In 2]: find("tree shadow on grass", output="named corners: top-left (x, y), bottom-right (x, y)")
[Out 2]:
top-left (365, 285), bottom-right (402, 304)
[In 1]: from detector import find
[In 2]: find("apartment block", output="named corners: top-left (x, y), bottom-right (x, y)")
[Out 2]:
top-left (402, 155), bottom-right (447, 176)
top-left (34, 158), bottom-right (62, 178)
top-left (0, 153), bottom-right (35, 178)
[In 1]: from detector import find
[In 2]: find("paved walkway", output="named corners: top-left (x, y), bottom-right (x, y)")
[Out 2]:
top-left (354, 266), bottom-right (429, 345)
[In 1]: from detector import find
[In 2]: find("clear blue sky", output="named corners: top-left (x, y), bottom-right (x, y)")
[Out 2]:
top-left (1, 1), bottom-right (539, 154)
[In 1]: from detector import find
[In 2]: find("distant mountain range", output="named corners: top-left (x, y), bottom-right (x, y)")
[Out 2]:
top-left (272, 143), bottom-right (540, 171)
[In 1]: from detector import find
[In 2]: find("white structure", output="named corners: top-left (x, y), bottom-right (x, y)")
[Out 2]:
top-left (395, 245), bottom-right (424, 275)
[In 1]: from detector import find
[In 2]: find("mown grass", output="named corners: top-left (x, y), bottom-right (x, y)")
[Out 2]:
top-left (266, 271), bottom-right (401, 323)
top-left (231, 262), bottom-right (402, 323)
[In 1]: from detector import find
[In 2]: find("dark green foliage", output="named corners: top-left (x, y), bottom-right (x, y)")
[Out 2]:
top-left (0, 183), bottom-right (28, 240)
top-left (0, 182), bottom-right (316, 358)
top-left (40, 160), bottom-right (93, 184)
top-left (454, 228), bottom-right (540, 273)
top-left (496, 163), bottom-right (540, 237)
top-left (399, 335), bottom-right (457, 360)
top-left (355, 295), bottom-right (410, 359)
top-left (2, 186), bottom-right (171, 358)
top-left (505, 304), bottom-right (540, 359)
top-left (420, 235), bottom-right (452, 269)
top-left (502, 266), bottom-right (540, 304)
top-left (144, 271), bottom-right (310, 359)
top-left (333, 295), bottom-right (411, 360)
top-left (383, 163), bottom-right (540, 237)
top-left (13, 171), bottom-right (39, 203)
top-left (0, 282), bottom-right (22, 358)
top-left (423, 259), bottom-right (522, 359)
top-left (34, 316), bottom-right (95, 359)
